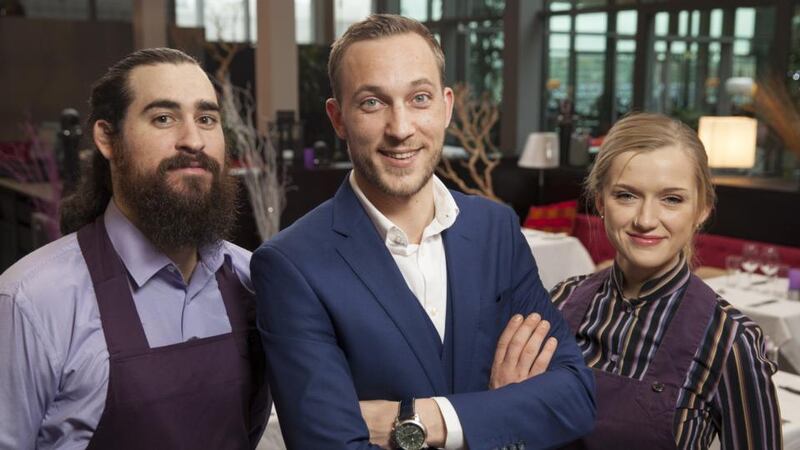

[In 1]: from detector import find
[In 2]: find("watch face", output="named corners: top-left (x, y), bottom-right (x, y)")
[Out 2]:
top-left (395, 422), bottom-right (425, 450)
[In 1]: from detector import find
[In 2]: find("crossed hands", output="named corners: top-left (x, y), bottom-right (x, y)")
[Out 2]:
top-left (489, 313), bottom-right (558, 388)
top-left (359, 313), bottom-right (558, 448)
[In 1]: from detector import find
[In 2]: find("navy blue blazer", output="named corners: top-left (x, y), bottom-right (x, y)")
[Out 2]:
top-left (251, 179), bottom-right (596, 450)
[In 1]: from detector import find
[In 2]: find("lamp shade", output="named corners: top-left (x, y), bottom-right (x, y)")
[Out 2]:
top-left (519, 132), bottom-right (560, 169)
top-left (697, 116), bottom-right (757, 169)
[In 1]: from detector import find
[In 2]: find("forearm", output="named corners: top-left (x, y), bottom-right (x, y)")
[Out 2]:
top-left (447, 361), bottom-right (595, 449)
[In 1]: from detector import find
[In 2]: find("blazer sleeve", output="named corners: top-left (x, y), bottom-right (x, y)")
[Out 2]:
top-left (445, 209), bottom-right (597, 450)
top-left (251, 244), bottom-right (383, 450)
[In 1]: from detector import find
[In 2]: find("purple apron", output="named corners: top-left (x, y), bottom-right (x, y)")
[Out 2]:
top-left (559, 268), bottom-right (717, 450)
top-left (77, 218), bottom-right (269, 450)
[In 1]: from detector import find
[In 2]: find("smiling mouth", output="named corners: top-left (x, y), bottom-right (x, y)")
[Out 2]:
top-left (379, 149), bottom-right (420, 160)
top-left (628, 233), bottom-right (665, 246)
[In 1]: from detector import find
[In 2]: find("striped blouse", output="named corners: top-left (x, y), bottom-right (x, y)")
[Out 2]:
top-left (550, 257), bottom-right (782, 449)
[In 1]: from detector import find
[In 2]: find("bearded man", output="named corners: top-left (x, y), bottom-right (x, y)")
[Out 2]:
top-left (0, 48), bottom-right (269, 449)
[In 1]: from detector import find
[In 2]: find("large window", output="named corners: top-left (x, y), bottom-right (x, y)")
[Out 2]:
top-left (647, 7), bottom-right (775, 124)
top-left (398, 0), bottom-right (505, 102)
top-left (544, 9), bottom-right (636, 134)
top-left (543, 0), bottom-right (793, 178)
top-left (335, 0), bottom-right (373, 38)
top-left (176, 0), bottom-right (255, 43)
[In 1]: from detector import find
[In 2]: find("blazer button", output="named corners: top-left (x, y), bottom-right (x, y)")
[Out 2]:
top-left (652, 381), bottom-right (665, 393)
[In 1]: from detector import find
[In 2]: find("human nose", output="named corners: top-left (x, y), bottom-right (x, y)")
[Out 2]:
top-left (385, 104), bottom-right (415, 142)
top-left (175, 120), bottom-right (205, 154)
top-left (634, 199), bottom-right (659, 230)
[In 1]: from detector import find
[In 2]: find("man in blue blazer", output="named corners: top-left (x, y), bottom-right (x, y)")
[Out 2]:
top-left (251, 14), bottom-right (595, 450)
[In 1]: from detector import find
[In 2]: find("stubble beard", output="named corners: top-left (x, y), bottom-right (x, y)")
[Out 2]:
top-left (350, 142), bottom-right (443, 199)
top-left (113, 143), bottom-right (239, 253)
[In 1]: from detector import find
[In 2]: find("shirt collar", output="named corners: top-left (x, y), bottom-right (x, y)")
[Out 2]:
top-left (103, 199), bottom-right (228, 288)
top-left (611, 253), bottom-right (690, 304)
top-left (348, 171), bottom-right (459, 248)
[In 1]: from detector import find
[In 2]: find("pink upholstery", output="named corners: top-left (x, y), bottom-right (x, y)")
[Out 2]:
top-left (571, 213), bottom-right (800, 269)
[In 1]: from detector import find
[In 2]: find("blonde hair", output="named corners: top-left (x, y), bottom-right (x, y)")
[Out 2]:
top-left (328, 14), bottom-right (446, 101)
top-left (585, 112), bottom-right (716, 265)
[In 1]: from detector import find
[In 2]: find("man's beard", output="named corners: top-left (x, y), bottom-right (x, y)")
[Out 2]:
top-left (114, 147), bottom-right (238, 253)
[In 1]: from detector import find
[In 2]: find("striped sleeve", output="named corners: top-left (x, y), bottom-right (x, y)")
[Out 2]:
top-left (714, 318), bottom-right (781, 450)
top-left (549, 274), bottom-right (592, 309)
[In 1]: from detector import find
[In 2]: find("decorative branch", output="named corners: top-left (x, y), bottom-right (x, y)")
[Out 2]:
top-left (218, 75), bottom-right (289, 240)
top-left (753, 75), bottom-right (800, 159)
top-left (437, 83), bottom-right (503, 203)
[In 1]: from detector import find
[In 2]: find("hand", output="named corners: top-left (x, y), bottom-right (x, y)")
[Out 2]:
top-left (359, 400), bottom-right (397, 449)
top-left (490, 313), bottom-right (558, 389)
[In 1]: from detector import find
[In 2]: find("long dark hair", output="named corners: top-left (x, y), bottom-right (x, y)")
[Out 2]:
top-left (59, 48), bottom-right (199, 235)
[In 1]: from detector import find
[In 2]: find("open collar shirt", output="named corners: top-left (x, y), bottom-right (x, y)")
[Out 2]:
top-left (349, 172), bottom-right (467, 450)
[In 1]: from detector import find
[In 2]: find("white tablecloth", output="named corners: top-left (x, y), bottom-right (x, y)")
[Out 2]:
top-left (257, 407), bottom-right (286, 450)
top-left (522, 228), bottom-right (596, 291)
top-left (705, 274), bottom-right (800, 373)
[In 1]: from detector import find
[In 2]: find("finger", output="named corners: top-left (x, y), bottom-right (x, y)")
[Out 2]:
top-left (503, 313), bottom-right (541, 369)
top-left (492, 314), bottom-right (524, 369)
top-left (516, 319), bottom-right (551, 375)
top-left (529, 337), bottom-right (558, 377)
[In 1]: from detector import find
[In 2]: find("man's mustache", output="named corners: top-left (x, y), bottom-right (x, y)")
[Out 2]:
top-left (158, 152), bottom-right (220, 175)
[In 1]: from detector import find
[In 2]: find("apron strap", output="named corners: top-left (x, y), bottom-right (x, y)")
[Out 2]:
top-left (644, 274), bottom-right (718, 384)
top-left (559, 268), bottom-right (611, 334)
top-left (77, 218), bottom-right (150, 354)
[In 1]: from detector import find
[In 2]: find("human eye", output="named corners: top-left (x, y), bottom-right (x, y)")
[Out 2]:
top-left (197, 114), bottom-right (219, 128)
top-left (360, 97), bottom-right (384, 111)
top-left (152, 114), bottom-right (175, 127)
top-left (613, 190), bottom-right (636, 202)
top-left (411, 93), bottom-right (432, 106)
top-left (663, 195), bottom-right (684, 205)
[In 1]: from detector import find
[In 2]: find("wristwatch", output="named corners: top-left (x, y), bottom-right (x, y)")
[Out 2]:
top-left (392, 398), bottom-right (427, 450)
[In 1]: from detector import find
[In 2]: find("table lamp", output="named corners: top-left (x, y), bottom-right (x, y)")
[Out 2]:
top-left (519, 132), bottom-right (560, 204)
top-left (697, 116), bottom-right (757, 169)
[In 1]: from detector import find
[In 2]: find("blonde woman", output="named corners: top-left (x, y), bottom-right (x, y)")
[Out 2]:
top-left (553, 113), bottom-right (781, 449)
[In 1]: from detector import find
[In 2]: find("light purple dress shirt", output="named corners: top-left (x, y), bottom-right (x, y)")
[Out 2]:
top-left (0, 200), bottom-right (254, 449)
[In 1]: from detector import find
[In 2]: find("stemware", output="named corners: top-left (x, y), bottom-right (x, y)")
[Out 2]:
top-left (741, 243), bottom-right (761, 288)
top-left (760, 246), bottom-right (781, 293)
top-left (724, 255), bottom-right (743, 288)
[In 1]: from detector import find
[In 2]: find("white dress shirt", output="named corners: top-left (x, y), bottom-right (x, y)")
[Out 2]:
top-left (349, 172), bottom-right (466, 450)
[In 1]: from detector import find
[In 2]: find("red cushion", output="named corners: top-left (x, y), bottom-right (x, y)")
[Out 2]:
top-left (572, 214), bottom-right (615, 263)
top-left (694, 234), bottom-right (800, 269)
top-left (523, 200), bottom-right (578, 234)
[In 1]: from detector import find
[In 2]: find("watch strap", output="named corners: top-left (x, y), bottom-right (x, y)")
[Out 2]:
top-left (398, 398), bottom-right (416, 421)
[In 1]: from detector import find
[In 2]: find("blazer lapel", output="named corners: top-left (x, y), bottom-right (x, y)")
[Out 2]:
top-left (332, 181), bottom-right (448, 395)
top-left (442, 197), bottom-right (483, 393)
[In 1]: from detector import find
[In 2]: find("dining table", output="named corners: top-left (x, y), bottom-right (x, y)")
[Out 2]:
top-left (521, 228), bottom-right (597, 291)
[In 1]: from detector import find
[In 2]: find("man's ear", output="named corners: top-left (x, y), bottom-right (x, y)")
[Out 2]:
top-left (442, 86), bottom-right (454, 129)
top-left (325, 98), bottom-right (347, 140)
top-left (93, 120), bottom-right (115, 161)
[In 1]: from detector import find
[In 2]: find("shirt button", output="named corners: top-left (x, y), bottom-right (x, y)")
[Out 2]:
top-left (651, 381), bottom-right (665, 393)
top-left (428, 307), bottom-right (438, 317)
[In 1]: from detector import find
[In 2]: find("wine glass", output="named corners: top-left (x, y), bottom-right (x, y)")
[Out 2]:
top-left (741, 243), bottom-right (761, 288)
top-left (760, 246), bottom-right (780, 293)
top-left (725, 255), bottom-right (743, 288)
